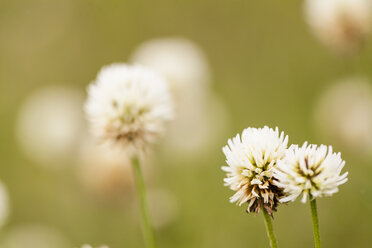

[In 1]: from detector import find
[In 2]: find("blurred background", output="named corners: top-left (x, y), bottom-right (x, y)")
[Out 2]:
top-left (1, 0), bottom-right (372, 247)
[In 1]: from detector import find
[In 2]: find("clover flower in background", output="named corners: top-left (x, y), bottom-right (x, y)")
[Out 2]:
top-left (0, 181), bottom-right (10, 228)
top-left (76, 136), bottom-right (153, 200)
top-left (305, 0), bottom-right (372, 53)
top-left (84, 64), bottom-right (173, 155)
top-left (131, 37), bottom-right (230, 156)
top-left (130, 37), bottom-right (211, 98)
top-left (77, 137), bottom-right (134, 200)
top-left (163, 93), bottom-right (229, 155)
top-left (16, 86), bottom-right (84, 168)
top-left (275, 142), bottom-right (348, 203)
top-left (85, 63), bottom-right (173, 248)
top-left (313, 77), bottom-right (372, 155)
top-left (222, 126), bottom-right (288, 216)
top-left (0, 224), bottom-right (71, 248)
top-left (81, 245), bottom-right (109, 248)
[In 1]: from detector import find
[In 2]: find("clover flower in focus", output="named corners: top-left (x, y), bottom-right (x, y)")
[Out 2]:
top-left (305, 0), bottom-right (372, 53)
top-left (84, 64), bottom-right (173, 155)
top-left (222, 126), bottom-right (288, 216)
top-left (274, 142), bottom-right (348, 203)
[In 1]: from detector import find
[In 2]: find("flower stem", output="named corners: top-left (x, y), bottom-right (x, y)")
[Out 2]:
top-left (131, 156), bottom-right (157, 248)
top-left (262, 208), bottom-right (278, 248)
top-left (310, 199), bottom-right (321, 248)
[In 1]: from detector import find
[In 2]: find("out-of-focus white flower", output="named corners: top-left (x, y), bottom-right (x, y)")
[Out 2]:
top-left (16, 86), bottom-right (84, 168)
top-left (81, 245), bottom-right (108, 248)
top-left (147, 188), bottom-right (179, 229)
top-left (275, 143), bottom-right (348, 203)
top-left (131, 37), bottom-right (210, 98)
top-left (165, 94), bottom-right (230, 155)
top-left (77, 136), bottom-right (154, 200)
top-left (77, 138), bottom-right (133, 199)
top-left (222, 126), bottom-right (288, 215)
top-left (131, 38), bottom-right (229, 156)
top-left (0, 181), bottom-right (9, 228)
top-left (0, 224), bottom-right (71, 248)
top-left (314, 77), bottom-right (372, 154)
top-left (85, 64), bottom-right (173, 155)
top-left (305, 0), bottom-right (372, 53)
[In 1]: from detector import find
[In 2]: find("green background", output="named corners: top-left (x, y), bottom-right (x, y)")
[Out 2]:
top-left (0, 0), bottom-right (371, 247)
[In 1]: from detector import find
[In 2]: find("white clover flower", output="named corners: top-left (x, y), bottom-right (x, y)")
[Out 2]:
top-left (305, 0), bottom-right (372, 53)
top-left (275, 142), bottom-right (348, 203)
top-left (85, 64), bottom-right (173, 154)
top-left (222, 126), bottom-right (288, 215)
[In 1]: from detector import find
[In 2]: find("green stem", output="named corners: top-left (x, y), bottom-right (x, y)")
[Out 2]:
top-left (310, 199), bottom-right (321, 248)
top-left (262, 209), bottom-right (278, 248)
top-left (131, 156), bottom-right (157, 248)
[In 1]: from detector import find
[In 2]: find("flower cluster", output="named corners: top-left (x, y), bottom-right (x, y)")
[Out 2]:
top-left (222, 126), bottom-right (348, 215)
top-left (85, 64), bottom-right (173, 155)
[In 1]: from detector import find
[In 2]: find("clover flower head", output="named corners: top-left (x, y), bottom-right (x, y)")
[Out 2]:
top-left (84, 64), bottom-right (173, 155)
top-left (305, 0), bottom-right (372, 53)
top-left (222, 126), bottom-right (288, 215)
top-left (275, 142), bottom-right (348, 203)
